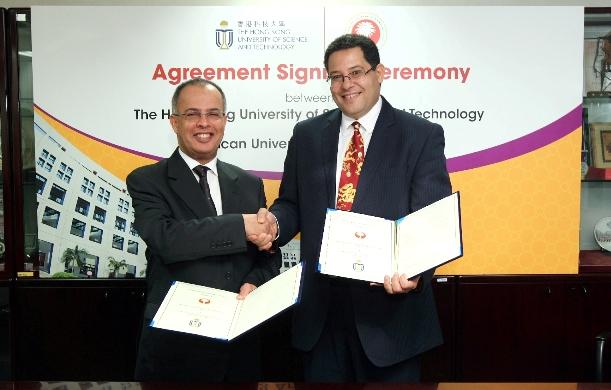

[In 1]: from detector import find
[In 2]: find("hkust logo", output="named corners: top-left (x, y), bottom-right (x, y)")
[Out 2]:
top-left (216, 20), bottom-right (234, 49)
top-left (350, 15), bottom-right (385, 45)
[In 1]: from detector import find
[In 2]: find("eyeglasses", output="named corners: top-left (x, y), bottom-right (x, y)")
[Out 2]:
top-left (172, 110), bottom-right (225, 122)
top-left (326, 66), bottom-right (376, 84)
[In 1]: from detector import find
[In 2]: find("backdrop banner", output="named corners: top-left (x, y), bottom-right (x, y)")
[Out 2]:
top-left (31, 6), bottom-right (583, 277)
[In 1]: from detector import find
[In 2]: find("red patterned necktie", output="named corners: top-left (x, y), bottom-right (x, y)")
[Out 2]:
top-left (336, 121), bottom-right (364, 211)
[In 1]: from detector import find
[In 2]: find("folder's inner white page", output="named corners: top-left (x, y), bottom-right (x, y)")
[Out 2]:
top-left (319, 210), bottom-right (393, 283)
top-left (151, 282), bottom-right (239, 340)
top-left (229, 263), bottom-right (303, 339)
top-left (395, 193), bottom-right (462, 278)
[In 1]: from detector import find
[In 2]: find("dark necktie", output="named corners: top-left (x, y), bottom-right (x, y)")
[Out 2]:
top-left (336, 121), bottom-right (364, 211)
top-left (193, 165), bottom-right (217, 216)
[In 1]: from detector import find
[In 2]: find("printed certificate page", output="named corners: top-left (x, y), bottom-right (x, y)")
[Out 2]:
top-left (229, 263), bottom-right (302, 339)
top-left (395, 192), bottom-right (463, 278)
top-left (151, 263), bottom-right (303, 341)
top-left (318, 209), bottom-right (393, 283)
top-left (151, 282), bottom-right (240, 340)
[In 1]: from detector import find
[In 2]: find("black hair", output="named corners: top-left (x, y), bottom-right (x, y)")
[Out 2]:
top-left (324, 34), bottom-right (380, 71)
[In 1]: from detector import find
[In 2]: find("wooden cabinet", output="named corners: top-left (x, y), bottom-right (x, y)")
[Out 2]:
top-left (0, 283), bottom-right (10, 380)
top-left (12, 280), bottom-right (145, 381)
top-left (6, 274), bottom-right (611, 382)
top-left (456, 277), bottom-right (564, 381)
top-left (563, 278), bottom-right (611, 380)
top-left (456, 275), bottom-right (611, 381)
top-left (421, 276), bottom-right (456, 382)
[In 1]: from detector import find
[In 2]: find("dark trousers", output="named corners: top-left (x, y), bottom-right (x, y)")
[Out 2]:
top-left (302, 280), bottom-right (421, 383)
top-left (134, 321), bottom-right (261, 382)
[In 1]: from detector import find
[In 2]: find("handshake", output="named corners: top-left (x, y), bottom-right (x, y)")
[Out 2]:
top-left (242, 208), bottom-right (278, 251)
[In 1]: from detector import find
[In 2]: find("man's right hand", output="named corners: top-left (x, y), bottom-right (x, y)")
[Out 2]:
top-left (243, 209), bottom-right (278, 250)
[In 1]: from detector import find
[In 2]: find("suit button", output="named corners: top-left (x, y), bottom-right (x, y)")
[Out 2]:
top-left (225, 272), bottom-right (231, 280)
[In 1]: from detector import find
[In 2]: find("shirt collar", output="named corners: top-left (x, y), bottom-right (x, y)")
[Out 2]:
top-left (340, 95), bottom-right (383, 135)
top-left (178, 148), bottom-right (218, 176)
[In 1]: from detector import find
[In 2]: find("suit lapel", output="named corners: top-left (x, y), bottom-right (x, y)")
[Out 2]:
top-left (352, 97), bottom-right (396, 210)
top-left (217, 161), bottom-right (240, 214)
top-left (167, 149), bottom-right (213, 218)
top-left (321, 110), bottom-right (342, 208)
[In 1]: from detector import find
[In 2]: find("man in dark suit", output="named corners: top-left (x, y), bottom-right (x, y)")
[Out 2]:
top-left (127, 78), bottom-right (280, 382)
top-left (263, 34), bottom-right (452, 382)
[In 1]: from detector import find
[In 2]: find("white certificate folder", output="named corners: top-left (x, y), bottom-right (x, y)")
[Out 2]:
top-left (150, 263), bottom-right (303, 340)
top-left (318, 192), bottom-right (462, 283)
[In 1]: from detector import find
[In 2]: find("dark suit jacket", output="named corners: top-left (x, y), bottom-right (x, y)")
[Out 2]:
top-left (270, 97), bottom-right (452, 367)
top-left (127, 148), bottom-right (280, 380)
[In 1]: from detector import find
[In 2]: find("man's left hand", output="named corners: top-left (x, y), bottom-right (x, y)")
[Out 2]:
top-left (237, 283), bottom-right (257, 300)
top-left (382, 273), bottom-right (420, 295)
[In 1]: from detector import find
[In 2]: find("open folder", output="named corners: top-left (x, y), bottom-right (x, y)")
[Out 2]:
top-left (150, 263), bottom-right (303, 340)
top-left (318, 192), bottom-right (462, 283)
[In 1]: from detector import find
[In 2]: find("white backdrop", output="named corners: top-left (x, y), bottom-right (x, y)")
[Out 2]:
top-left (32, 6), bottom-right (582, 175)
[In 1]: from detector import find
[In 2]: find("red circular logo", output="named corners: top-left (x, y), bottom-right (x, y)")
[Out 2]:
top-left (351, 19), bottom-right (381, 44)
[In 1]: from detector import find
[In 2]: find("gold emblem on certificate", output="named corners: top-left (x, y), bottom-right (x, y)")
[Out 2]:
top-left (354, 231), bottom-right (366, 239)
